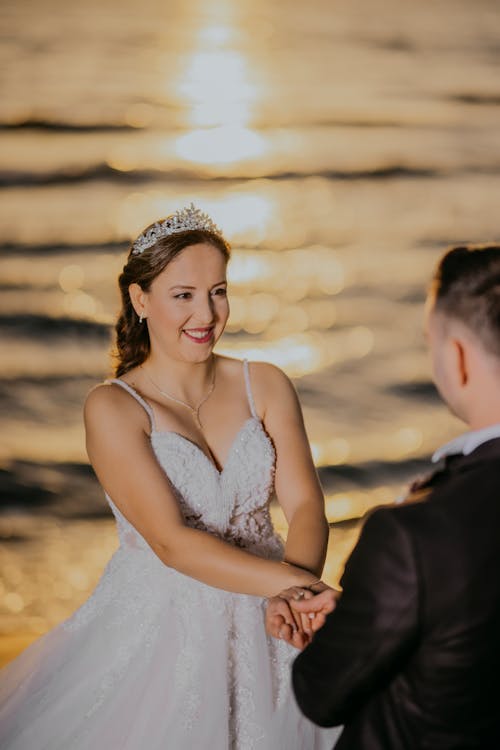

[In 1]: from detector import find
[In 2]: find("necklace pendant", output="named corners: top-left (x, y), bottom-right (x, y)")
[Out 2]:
top-left (141, 358), bottom-right (215, 431)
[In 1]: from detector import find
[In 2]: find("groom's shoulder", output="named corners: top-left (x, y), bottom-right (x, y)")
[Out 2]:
top-left (363, 453), bottom-right (500, 545)
top-left (355, 503), bottom-right (421, 551)
top-left (361, 495), bottom-right (444, 546)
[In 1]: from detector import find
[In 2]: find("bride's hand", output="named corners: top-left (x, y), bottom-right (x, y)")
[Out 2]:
top-left (275, 586), bottom-right (317, 642)
top-left (265, 595), bottom-right (311, 650)
top-left (290, 584), bottom-right (340, 632)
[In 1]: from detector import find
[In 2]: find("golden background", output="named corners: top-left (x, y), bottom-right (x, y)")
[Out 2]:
top-left (1, 0), bottom-right (500, 664)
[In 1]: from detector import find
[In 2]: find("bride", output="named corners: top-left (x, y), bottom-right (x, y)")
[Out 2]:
top-left (0, 204), bottom-right (340, 749)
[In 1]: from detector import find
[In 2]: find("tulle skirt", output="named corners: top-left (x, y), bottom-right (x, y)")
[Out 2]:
top-left (0, 547), bottom-right (340, 749)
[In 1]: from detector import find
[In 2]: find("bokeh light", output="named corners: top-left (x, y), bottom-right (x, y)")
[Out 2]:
top-left (2, 0), bottom-right (491, 663)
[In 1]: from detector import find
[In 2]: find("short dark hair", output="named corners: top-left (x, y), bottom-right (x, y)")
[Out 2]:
top-left (430, 244), bottom-right (500, 357)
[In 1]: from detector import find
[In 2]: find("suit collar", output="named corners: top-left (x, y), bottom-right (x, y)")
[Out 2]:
top-left (432, 423), bottom-right (500, 463)
top-left (401, 437), bottom-right (500, 507)
top-left (443, 436), bottom-right (500, 472)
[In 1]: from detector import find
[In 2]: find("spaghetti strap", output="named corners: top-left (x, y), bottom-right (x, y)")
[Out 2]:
top-left (242, 359), bottom-right (258, 419)
top-left (106, 378), bottom-right (156, 432)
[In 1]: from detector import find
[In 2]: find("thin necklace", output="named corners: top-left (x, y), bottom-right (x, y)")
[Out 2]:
top-left (141, 360), bottom-right (216, 430)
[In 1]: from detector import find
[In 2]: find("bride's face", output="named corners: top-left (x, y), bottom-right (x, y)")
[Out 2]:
top-left (135, 242), bottom-right (229, 364)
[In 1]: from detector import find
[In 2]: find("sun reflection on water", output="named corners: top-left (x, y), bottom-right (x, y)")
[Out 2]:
top-left (174, 9), bottom-right (267, 167)
top-left (218, 326), bottom-right (374, 378)
top-left (114, 9), bottom-right (368, 382)
top-left (175, 126), bottom-right (267, 165)
top-left (325, 486), bottom-right (396, 524)
top-left (198, 24), bottom-right (234, 47)
top-left (311, 437), bottom-right (351, 467)
top-left (176, 49), bottom-right (258, 128)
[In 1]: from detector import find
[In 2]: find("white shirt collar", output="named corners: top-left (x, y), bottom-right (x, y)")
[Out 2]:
top-left (432, 423), bottom-right (500, 463)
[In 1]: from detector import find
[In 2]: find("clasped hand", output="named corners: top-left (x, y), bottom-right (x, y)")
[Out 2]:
top-left (265, 582), bottom-right (340, 650)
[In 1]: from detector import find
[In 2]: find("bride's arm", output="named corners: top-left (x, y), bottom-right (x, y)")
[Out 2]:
top-left (252, 363), bottom-right (330, 579)
top-left (84, 384), bottom-right (318, 598)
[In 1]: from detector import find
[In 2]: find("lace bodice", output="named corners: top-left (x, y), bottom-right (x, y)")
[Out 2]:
top-left (106, 360), bottom-right (284, 560)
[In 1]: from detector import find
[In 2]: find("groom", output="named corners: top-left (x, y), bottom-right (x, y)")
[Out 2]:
top-left (267, 244), bottom-right (500, 748)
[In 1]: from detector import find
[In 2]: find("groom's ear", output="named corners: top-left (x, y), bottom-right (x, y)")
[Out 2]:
top-left (451, 338), bottom-right (468, 387)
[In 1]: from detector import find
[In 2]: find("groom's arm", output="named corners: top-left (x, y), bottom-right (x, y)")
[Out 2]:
top-left (292, 506), bottom-right (419, 727)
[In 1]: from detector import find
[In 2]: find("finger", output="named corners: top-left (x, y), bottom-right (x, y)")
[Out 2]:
top-left (276, 596), bottom-right (302, 631)
top-left (291, 598), bottom-right (324, 613)
top-left (295, 588), bottom-right (314, 600)
top-left (310, 613), bottom-right (326, 631)
top-left (279, 590), bottom-right (313, 632)
top-left (272, 599), bottom-right (294, 629)
top-left (271, 613), bottom-right (286, 626)
top-left (281, 587), bottom-right (314, 602)
top-left (309, 606), bottom-right (336, 631)
top-left (291, 590), bottom-right (336, 614)
top-left (267, 614), bottom-right (286, 639)
top-left (279, 623), bottom-right (293, 643)
top-left (291, 598), bottom-right (326, 613)
top-left (300, 610), bottom-right (313, 637)
top-left (276, 599), bottom-right (300, 631)
top-left (291, 628), bottom-right (309, 650)
top-left (302, 600), bottom-right (335, 619)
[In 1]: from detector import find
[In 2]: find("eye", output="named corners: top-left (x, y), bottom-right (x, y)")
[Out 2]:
top-left (212, 287), bottom-right (227, 297)
top-left (174, 292), bottom-right (192, 300)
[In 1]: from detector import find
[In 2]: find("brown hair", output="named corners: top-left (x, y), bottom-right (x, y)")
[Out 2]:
top-left (430, 243), bottom-right (500, 357)
top-left (114, 227), bottom-right (230, 376)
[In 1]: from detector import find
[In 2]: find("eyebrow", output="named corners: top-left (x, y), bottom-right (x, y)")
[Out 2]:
top-left (169, 281), bottom-right (227, 291)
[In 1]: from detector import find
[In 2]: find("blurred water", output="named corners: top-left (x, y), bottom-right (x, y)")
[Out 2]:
top-left (1, 0), bottom-right (500, 653)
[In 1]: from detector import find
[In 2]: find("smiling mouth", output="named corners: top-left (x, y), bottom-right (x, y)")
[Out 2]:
top-left (182, 327), bottom-right (215, 344)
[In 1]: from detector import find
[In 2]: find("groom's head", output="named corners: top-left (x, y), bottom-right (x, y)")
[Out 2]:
top-left (425, 244), bottom-right (500, 426)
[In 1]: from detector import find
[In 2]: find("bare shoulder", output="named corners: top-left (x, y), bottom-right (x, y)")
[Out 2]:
top-left (247, 360), bottom-right (295, 393)
top-left (215, 354), bottom-right (244, 377)
top-left (83, 380), bottom-right (150, 434)
top-left (215, 354), bottom-right (290, 383)
top-left (84, 381), bottom-right (122, 416)
top-left (246, 361), bottom-right (299, 420)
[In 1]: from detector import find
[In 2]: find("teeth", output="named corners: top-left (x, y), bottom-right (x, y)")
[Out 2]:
top-left (185, 330), bottom-right (211, 339)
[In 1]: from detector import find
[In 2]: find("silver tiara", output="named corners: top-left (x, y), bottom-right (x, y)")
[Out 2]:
top-left (131, 203), bottom-right (222, 255)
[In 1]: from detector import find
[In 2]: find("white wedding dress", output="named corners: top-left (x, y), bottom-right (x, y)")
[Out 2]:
top-left (0, 360), bottom-right (340, 749)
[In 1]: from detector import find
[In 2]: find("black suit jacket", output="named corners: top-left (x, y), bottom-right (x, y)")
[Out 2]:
top-left (292, 438), bottom-right (500, 749)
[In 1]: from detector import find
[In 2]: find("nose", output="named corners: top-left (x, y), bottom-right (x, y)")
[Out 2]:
top-left (192, 292), bottom-right (216, 325)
